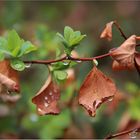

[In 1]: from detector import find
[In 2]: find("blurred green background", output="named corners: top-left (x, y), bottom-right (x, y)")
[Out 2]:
top-left (0, 1), bottom-right (140, 139)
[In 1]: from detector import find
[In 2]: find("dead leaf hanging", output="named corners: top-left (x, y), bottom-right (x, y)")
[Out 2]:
top-left (78, 66), bottom-right (117, 117)
top-left (32, 75), bottom-right (60, 115)
top-left (0, 60), bottom-right (20, 93)
top-left (110, 35), bottom-right (136, 70)
top-left (100, 21), bottom-right (114, 41)
top-left (0, 73), bottom-right (19, 92)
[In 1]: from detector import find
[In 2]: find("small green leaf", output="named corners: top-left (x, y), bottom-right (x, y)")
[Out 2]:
top-left (7, 30), bottom-right (22, 57)
top-left (18, 41), bottom-right (37, 57)
top-left (10, 59), bottom-right (25, 71)
top-left (54, 70), bottom-right (68, 81)
top-left (64, 26), bottom-right (74, 42)
top-left (56, 32), bottom-right (65, 42)
top-left (70, 34), bottom-right (86, 47)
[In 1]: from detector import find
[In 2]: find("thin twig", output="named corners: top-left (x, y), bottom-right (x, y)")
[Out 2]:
top-left (24, 52), bottom-right (111, 65)
top-left (24, 56), bottom-right (67, 64)
top-left (114, 21), bottom-right (140, 47)
top-left (105, 126), bottom-right (140, 139)
top-left (113, 21), bottom-right (127, 40)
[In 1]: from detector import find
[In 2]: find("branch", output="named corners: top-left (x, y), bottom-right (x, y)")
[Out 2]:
top-left (24, 52), bottom-right (111, 65)
top-left (113, 21), bottom-right (127, 40)
top-left (113, 21), bottom-right (140, 47)
top-left (105, 126), bottom-right (140, 139)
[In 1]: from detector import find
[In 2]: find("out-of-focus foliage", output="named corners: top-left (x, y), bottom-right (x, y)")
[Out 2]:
top-left (0, 1), bottom-right (140, 139)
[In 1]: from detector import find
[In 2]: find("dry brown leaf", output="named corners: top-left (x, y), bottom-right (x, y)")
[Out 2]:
top-left (32, 75), bottom-right (60, 115)
top-left (0, 73), bottom-right (19, 92)
top-left (100, 21), bottom-right (114, 41)
top-left (110, 35), bottom-right (136, 69)
top-left (112, 60), bottom-right (134, 71)
top-left (0, 60), bottom-right (20, 93)
top-left (78, 66), bottom-right (117, 117)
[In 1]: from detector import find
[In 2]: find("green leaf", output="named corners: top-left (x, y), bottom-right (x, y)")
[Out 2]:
top-left (56, 32), bottom-right (65, 42)
top-left (7, 30), bottom-right (22, 57)
top-left (10, 59), bottom-right (25, 71)
top-left (70, 34), bottom-right (86, 47)
top-left (54, 70), bottom-right (68, 81)
top-left (18, 41), bottom-right (37, 57)
top-left (64, 26), bottom-right (74, 42)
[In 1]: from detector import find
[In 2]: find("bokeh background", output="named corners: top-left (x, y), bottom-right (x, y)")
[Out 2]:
top-left (0, 1), bottom-right (140, 139)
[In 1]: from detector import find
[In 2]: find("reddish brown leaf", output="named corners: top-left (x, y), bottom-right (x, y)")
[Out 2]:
top-left (112, 60), bottom-right (134, 71)
top-left (0, 60), bottom-right (20, 92)
top-left (78, 66), bottom-right (117, 117)
top-left (32, 75), bottom-right (60, 115)
top-left (100, 21), bottom-right (114, 41)
top-left (110, 35), bottom-right (136, 69)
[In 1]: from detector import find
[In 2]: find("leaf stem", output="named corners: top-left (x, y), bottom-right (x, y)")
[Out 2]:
top-left (113, 21), bottom-right (127, 40)
top-left (24, 52), bottom-right (111, 65)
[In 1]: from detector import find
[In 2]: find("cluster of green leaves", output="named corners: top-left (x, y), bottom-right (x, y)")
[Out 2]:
top-left (57, 26), bottom-right (86, 55)
top-left (0, 30), bottom-right (37, 71)
top-left (49, 26), bottom-right (86, 82)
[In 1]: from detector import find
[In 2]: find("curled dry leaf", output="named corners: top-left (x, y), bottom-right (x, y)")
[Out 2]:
top-left (0, 60), bottom-right (20, 93)
top-left (0, 74), bottom-right (18, 92)
top-left (110, 35), bottom-right (136, 70)
top-left (32, 75), bottom-right (60, 115)
top-left (100, 21), bottom-right (114, 41)
top-left (79, 66), bottom-right (117, 117)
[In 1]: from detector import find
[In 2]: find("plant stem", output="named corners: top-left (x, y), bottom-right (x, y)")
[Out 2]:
top-left (113, 21), bottom-right (127, 40)
top-left (24, 52), bottom-right (111, 65)
top-left (105, 126), bottom-right (140, 139)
